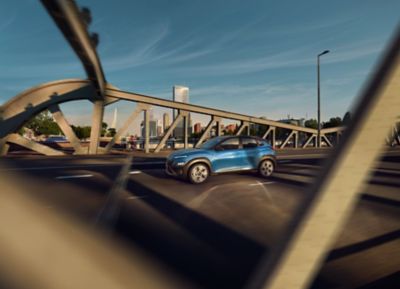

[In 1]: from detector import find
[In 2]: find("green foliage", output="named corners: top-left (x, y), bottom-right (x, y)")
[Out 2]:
top-left (323, 117), bottom-right (342, 128)
top-left (305, 119), bottom-right (318, 129)
top-left (101, 122), bottom-right (108, 137)
top-left (71, 125), bottom-right (91, 140)
top-left (107, 128), bottom-right (116, 137)
top-left (343, 111), bottom-right (351, 125)
top-left (25, 110), bottom-right (62, 136)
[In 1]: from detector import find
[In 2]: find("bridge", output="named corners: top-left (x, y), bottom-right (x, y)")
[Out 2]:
top-left (0, 1), bottom-right (399, 289)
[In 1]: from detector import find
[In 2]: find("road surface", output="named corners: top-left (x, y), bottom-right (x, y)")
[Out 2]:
top-left (1, 149), bottom-right (399, 289)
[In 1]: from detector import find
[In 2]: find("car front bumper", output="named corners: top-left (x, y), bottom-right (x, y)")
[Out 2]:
top-left (165, 160), bottom-right (185, 177)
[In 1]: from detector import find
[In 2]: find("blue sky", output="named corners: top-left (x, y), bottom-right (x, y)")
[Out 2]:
top-left (1, 0), bottom-right (399, 132)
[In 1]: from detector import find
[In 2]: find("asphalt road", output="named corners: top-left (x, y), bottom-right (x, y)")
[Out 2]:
top-left (1, 149), bottom-right (399, 289)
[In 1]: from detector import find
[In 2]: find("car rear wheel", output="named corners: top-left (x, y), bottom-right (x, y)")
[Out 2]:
top-left (188, 163), bottom-right (209, 184)
top-left (259, 159), bottom-right (274, 177)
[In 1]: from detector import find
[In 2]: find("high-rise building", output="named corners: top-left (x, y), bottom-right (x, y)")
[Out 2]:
top-left (163, 113), bottom-right (170, 133)
top-left (111, 108), bottom-right (118, 129)
top-left (224, 124), bottom-right (237, 134)
top-left (194, 123), bottom-right (202, 133)
top-left (141, 120), bottom-right (158, 138)
top-left (172, 85), bottom-right (191, 139)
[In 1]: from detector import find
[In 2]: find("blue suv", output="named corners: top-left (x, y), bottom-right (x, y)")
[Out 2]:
top-left (166, 136), bottom-right (276, 184)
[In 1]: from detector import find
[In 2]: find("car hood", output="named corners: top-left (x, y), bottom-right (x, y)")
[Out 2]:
top-left (168, 148), bottom-right (209, 159)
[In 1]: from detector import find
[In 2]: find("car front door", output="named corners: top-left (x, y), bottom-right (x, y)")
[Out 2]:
top-left (212, 137), bottom-right (246, 173)
top-left (241, 137), bottom-right (260, 169)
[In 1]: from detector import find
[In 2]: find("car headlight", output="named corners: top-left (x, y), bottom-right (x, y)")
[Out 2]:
top-left (173, 155), bottom-right (187, 159)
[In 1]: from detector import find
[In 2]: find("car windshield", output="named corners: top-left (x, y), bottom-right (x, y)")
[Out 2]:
top-left (199, 136), bottom-right (225, 149)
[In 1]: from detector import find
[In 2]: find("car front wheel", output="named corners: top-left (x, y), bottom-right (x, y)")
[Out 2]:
top-left (188, 163), bottom-right (209, 184)
top-left (259, 159), bottom-right (274, 177)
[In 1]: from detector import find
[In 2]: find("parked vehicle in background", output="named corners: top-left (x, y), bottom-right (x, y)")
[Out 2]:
top-left (166, 136), bottom-right (276, 184)
top-left (43, 135), bottom-right (68, 143)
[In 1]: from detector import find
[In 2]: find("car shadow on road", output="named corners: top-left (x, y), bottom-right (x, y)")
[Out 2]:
top-left (117, 180), bottom-right (268, 289)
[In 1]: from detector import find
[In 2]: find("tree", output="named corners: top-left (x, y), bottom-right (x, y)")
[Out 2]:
top-left (343, 111), bottom-right (351, 125)
top-left (101, 122), bottom-right (108, 137)
top-left (107, 128), bottom-right (116, 137)
top-left (305, 119), bottom-right (318, 129)
top-left (72, 125), bottom-right (91, 140)
top-left (24, 110), bottom-right (62, 136)
top-left (323, 117), bottom-right (342, 128)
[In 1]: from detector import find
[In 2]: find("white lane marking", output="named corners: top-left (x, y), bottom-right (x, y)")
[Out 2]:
top-left (55, 174), bottom-right (93, 180)
top-left (129, 170), bottom-right (142, 174)
top-left (127, 196), bottom-right (146, 200)
top-left (249, 181), bottom-right (275, 186)
top-left (277, 154), bottom-right (325, 159)
top-left (0, 161), bottom-right (165, 172)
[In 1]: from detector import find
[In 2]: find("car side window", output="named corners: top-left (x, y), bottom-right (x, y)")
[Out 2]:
top-left (219, 138), bottom-right (239, 150)
top-left (242, 138), bottom-right (258, 149)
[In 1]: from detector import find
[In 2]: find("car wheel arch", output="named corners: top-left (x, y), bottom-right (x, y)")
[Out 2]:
top-left (258, 155), bottom-right (277, 168)
top-left (183, 158), bottom-right (212, 176)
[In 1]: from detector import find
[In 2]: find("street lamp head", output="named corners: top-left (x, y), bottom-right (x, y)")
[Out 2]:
top-left (318, 50), bottom-right (330, 57)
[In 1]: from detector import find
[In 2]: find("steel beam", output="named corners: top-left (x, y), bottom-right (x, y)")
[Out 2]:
top-left (321, 126), bottom-right (345, 134)
top-left (183, 114), bottom-right (188, 149)
top-left (143, 109), bottom-right (150, 153)
top-left (104, 104), bottom-right (148, 152)
top-left (216, 120), bottom-right (221, 136)
top-left (321, 135), bottom-right (332, 147)
top-left (89, 100), bottom-right (104, 154)
top-left (236, 121), bottom-right (249, 135)
top-left (105, 89), bottom-right (318, 134)
top-left (262, 126), bottom-right (276, 147)
top-left (281, 131), bottom-right (296, 148)
top-left (250, 26), bottom-right (400, 289)
top-left (0, 80), bottom-right (97, 139)
top-left (48, 104), bottom-right (85, 154)
top-left (154, 112), bottom-right (185, 153)
top-left (0, 139), bottom-right (10, 156)
top-left (302, 134), bottom-right (316, 148)
top-left (41, 0), bottom-right (106, 97)
top-left (6, 134), bottom-right (65, 156)
top-left (195, 117), bottom-right (220, 148)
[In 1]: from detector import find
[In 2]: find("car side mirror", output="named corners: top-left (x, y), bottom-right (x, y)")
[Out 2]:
top-left (215, 145), bottom-right (224, 151)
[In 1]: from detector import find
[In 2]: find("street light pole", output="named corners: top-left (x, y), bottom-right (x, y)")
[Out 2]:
top-left (317, 50), bottom-right (330, 147)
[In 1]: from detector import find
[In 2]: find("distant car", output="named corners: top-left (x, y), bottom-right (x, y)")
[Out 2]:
top-left (43, 136), bottom-right (68, 143)
top-left (166, 136), bottom-right (276, 184)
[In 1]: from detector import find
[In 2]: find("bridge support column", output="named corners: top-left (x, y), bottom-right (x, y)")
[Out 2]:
top-left (7, 133), bottom-right (65, 156)
top-left (144, 109), bottom-right (150, 153)
top-left (49, 104), bottom-right (85, 154)
top-left (336, 131), bottom-right (342, 145)
top-left (281, 130), bottom-right (298, 148)
top-left (89, 100), bottom-right (104, 154)
top-left (154, 111), bottom-right (186, 153)
top-left (216, 120), bottom-right (221, 136)
top-left (104, 104), bottom-right (149, 152)
top-left (321, 135), bottom-right (332, 147)
top-left (294, 131), bottom-right (299, 148)
top-left (195, 116), bottom-right (220, 148)
top-left (183, 114), bottom-right (188, 149)
top-left (262, 126), bottom-right (276, 148)
top-left (0, 138), bottom-right (10, 156)
top-left (302, 134), bottom-right (316, 148)
top-left (235, 121), bottom-right (249, 136)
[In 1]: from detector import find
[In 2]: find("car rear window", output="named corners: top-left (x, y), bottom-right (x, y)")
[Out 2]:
top-left (242, 138), bottom-right (258, 148)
